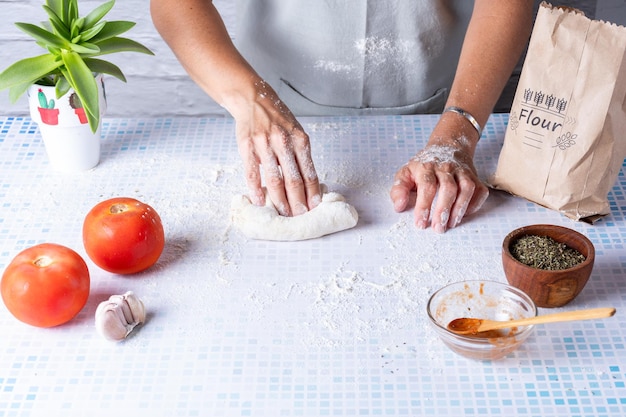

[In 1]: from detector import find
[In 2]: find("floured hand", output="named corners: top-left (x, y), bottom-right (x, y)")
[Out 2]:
top-left (390, 115), bottom-right (488, 233)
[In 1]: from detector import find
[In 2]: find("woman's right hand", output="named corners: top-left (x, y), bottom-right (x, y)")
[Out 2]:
top-left (151, 0), bottom-right (321, 217)
top-left (231, 79), bottom-right (321, 217)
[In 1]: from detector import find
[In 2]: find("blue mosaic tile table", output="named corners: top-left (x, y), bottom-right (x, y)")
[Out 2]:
top-left (0, 114), bottom-right (624, 417)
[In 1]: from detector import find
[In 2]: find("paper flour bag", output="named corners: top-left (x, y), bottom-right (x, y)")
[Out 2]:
top-left (488, 2), bottom-right (626, 223)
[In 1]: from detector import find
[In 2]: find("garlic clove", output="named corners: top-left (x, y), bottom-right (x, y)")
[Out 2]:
top-left (95, 291), bottom-right (146, 341)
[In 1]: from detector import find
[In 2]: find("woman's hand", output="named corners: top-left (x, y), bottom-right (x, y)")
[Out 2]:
top-left (151, 0), bottom-right (320, 216)
top-left (233, 80), bottom-right (321, 217)
top-left (390, 114), bottom-right (489, 233)
top-left (389, 0), bottom-right (532, 232)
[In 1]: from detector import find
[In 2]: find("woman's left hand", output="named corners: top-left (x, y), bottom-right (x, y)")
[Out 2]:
top-left (390, 125), bottom-right (489, 233)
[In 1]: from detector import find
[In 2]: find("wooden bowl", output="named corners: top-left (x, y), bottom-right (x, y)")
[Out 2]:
top-left (502, 224), bottom-right (595, 308)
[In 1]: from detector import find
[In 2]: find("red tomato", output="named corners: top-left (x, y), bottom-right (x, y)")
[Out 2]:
top-left (1, 243), bottom-right (90, 328)
top-left (83, 197), bottom-right (165, 274)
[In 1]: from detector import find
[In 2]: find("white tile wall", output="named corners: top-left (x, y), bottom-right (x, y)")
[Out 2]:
top-left (1, 1), bottom-right (624, 118)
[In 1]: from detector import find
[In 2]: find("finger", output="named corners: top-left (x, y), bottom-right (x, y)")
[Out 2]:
top-left (466, 182), bottom-right (490, 216)
top-left (305, 176), bottom-right (322, 209)
top-left (390, 164), bottom-right (414, 212)
top-left (269, 127), bottom-right (310, 216)
top-left (264, 166), bottom-right (290, 216)
top-left (296, 147), bottom-right (321, 209)
top-left (261, 151), bottom-right (291, 217)
top-left (278, 153), bottom-right (308, 216)
top-left (290, 129), bottom-right (322, 211)
top-left (449, 174), bottom-right (489, 228)
top-left (413, 169), bottom-right (438, 230)
top-left (237, 133), bottom-right (266, 207)
top-left (448, 173), bottom-right (476, 229)
top-left (430, 171), bottom-right (458, 234)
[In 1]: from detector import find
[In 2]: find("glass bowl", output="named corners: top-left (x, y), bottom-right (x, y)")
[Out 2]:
top-left (426, 280), bottom-right (537, 361)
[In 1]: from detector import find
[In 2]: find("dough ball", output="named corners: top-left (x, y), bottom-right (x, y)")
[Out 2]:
top-left (230, 188), bottom-right (358, 241)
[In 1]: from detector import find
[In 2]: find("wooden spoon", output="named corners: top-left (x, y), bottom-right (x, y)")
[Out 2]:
top-left (447, 307), bottom-right (616, 335)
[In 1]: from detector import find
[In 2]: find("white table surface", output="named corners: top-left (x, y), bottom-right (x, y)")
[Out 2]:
top-left (0, 114), bottom-right (625, 417)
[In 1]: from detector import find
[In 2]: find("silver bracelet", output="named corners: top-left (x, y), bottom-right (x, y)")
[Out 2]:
top-left (443, 106), bottom-right (482, 137)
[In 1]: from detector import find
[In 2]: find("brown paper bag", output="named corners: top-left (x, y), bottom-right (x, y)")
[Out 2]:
top-left (488, 2), bottom-right (626, 223)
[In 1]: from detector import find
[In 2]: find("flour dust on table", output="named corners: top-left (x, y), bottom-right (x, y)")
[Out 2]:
top-left (230, 185), bottom-right (359, 241)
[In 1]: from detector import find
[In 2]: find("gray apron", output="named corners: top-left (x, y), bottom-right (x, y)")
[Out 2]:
top-left (236, 1), bottom-right (474, 116)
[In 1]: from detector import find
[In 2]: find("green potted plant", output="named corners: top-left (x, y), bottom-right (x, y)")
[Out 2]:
top-left (0, 0), bottom-right (153, 171)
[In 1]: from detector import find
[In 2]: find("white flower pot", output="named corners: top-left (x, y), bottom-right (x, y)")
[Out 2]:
top-left (27, 74), bottom-right (107, 172)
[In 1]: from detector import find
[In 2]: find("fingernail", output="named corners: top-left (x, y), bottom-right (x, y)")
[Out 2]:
top-left (440, 209), bottom-right (450, 227)
top-left (311, 193), bottom-right (322, 207)
top-left (453, 201), bottom-right (470, 228)
top-left (453, 215), bottom-right (463, 228)
top-left (393, 197), bottom-right (407, 212)
top-left (293, 203), bottom-right (308, 216)
top-left (251, 192), bottom-right (265, 206)
top-left (433, 209), bottom-right (450, 233)
top-left (277, 204), bottom-right (290, 217)
top-left (434, 222), bottom-right (446, 234)
top-left (415, 209), bottom-right (429, 229)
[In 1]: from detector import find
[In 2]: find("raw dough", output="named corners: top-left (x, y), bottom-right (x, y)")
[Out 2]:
top-left (230, 188), bottom-right (358, 241)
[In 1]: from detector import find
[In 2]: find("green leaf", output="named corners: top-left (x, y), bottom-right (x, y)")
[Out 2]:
top-left (71, 16), bottom-right (85, 39)
top-left (45, 45), bottom-right (62, 55)
top-left (8, 81), bottom-right (34, 103)
top-left (80, 21), bottom-right (106, 42)
top-left (88, 21), bottom-right (135, 43)
top-left (85, 104), bottom-right (99, 132)
top-left (84, 58), bottom-right (126, 82)
top-left (61, 50), bottom-right (100, 132)
top-left (83, 0), bottom-right (115, 30)
top-left (68, 0), bottom-right (79, 24)
top-left (92, 37), bottom-right (154, 56)
top-left (55, 75), bottom-right (71, 97)
top-left (42, 5), bottom-right (71, 38)
top-left (0, 54), bottom-right (63, 91)
top-left (15, 22), bottom-right (67, 49)
top-left (40, 21), bottom-right (54, 32)
top-left (69, 42), bottom-right (100, 54)
top-left (45, 0), bottom-right (65, 22)
top-left (49, 19), bottom-right (70, 39)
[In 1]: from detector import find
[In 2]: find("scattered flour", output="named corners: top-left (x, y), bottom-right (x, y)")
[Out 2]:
top-left (355, 37), bottom-right (417, 68)
top-left (4, 119), bottom-right (495, 368)
top-left (314, 60), bottom-right (355, 74)
top-left (411, 143), bottom-right (469, 170)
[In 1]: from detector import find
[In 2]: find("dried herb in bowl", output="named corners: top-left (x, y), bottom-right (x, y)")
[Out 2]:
top-left (510, 235), bottom-right (586, 270)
